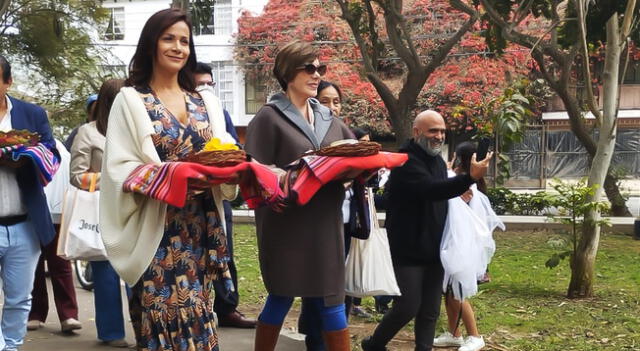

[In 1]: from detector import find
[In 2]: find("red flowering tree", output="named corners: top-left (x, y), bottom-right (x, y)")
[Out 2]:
top-left (235, 0), bottom-right (534, 140)
top-left (235, 1), bottom-right (391, 134)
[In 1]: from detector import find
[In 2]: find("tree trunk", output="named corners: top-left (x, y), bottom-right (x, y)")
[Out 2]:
top-left (386, 103), bottom-right (414, 147)
top-left (568, 13), bottom-right (621, 299)
top-left (548, 58), bottom-right (631, 217)
top-left (603, 173), bottom-right (632, 216)
top-left (0, 0), bottom-right (10, 19)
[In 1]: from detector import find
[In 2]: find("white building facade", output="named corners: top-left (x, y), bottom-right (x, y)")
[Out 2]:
top-left (98, 0), bottom-right (268, 126)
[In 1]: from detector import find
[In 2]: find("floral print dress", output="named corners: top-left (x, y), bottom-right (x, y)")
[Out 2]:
top-left (129, 87), bottom-right (231, 351)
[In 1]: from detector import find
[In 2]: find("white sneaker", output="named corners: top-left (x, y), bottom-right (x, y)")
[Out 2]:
top-left (27, 319), bottom-right (43, 331)
top-left (433, 332), bottom-right (464, 347)
top-left (60, 318), bottom-right (82, 332)
top-left (458, 335), bottom-right (485, 351)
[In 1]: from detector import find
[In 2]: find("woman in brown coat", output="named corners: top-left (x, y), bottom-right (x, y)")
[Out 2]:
top-left (244, 40), bottom-right (354, 351)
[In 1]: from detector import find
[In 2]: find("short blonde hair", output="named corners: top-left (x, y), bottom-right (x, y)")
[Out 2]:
top-left (273, 40), bottom-right (318, 91)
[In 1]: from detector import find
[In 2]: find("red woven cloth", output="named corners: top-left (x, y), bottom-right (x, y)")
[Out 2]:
top-left (123, 161), bottom-right (283, 209)
top-left (290, 152), bottom-right (408, 206)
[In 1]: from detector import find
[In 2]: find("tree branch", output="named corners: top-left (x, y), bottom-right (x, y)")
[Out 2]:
top-left (423, 12), bottom-right (477, 78)
top-left (376, 0), bottom-right (420, 71)
top-left (574, 0), bottom-right (602, 125)
top-left (336, 0), bottom-right (397, 106)
top-left (620, 0), bottom-right (637, 45)
top-left (514, 0), bottom-right (534, 25)
top-left (364, 0), bottom-right (381, 67)
top-left (479, 0), bottom-right (567, 70)
top-left (0, 0), bottom-right (10, 19)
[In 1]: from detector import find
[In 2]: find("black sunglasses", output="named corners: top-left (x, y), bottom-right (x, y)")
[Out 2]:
top-left (297, 63), bottom-right (327, 76)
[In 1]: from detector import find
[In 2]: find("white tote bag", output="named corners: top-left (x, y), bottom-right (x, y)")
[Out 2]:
top-left (345, 188), bottom-right (401, 297)
top-left (44, 140), bottom-right (70, 225)
top-left (57, 174), bottom-right (108, 261)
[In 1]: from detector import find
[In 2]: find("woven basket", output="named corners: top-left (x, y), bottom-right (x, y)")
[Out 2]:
top-left (308, 141), bottom-right (382, 157)
top-left (183, 149), bottom-right (247, 167)
top-left (0, 130), bottom-right (40, 148)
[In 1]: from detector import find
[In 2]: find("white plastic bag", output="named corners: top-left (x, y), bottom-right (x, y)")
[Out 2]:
top-left (44, 140), bottom-right (70, 224)
top-left (441, 181), bottom-right (503, 301)
top-left (345, 188), bottom-right (401, 297)
top-left (57, 175), bottom-right (107, 261)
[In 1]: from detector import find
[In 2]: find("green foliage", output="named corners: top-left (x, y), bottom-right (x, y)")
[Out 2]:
top-left (473, 79), bottom-right (546, 185)
top-left (1, 0), bottom-right (121, 137)
top-left (486, 187), bottom-right (514, 214)
top-left (176, 0), bottom-right (216, 35)
top-left (544, 179), bottom-right (610, 269)
top-left (545, 249), bottom-right (572, 269)
top-left (517, 192), bottom-right (551, 215)
top-left (487, 187), bottom-right (551, 215)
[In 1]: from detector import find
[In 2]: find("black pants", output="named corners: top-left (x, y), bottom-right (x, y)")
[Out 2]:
top-left (213, 200), bottom-right (239, 315)
top-left (369, 263), bottom-right (444, 351)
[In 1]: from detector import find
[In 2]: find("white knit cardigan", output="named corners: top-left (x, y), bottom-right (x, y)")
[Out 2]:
top-left (99, 86), bottom-right (237, 286)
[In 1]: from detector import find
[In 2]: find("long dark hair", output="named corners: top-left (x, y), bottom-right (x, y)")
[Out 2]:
top-left (0, 55), bottom-right (11, 83)
top-left (455, 141), bottom-right (487, 194)
top-left (125, 8), bottom-right (197, 92)
top-left (93, 79), bottom-right (125, 136)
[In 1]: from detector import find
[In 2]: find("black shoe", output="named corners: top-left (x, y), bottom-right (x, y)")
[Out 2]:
top-left (218, 310), bottom-right (257, 328)
top-left (375, 302), bottom-right (390, 314)
top-left (361, 336), bottom-right (387, 351)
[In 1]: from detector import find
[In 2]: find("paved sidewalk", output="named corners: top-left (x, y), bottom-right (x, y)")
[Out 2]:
top-left (21, 279), bottom-right (304, 351)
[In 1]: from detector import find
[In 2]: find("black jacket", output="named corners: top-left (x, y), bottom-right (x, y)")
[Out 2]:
top-left (385, 139), bottom-right (474, 266)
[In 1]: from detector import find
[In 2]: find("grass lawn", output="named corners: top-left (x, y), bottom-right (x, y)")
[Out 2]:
top-left (233, 224), bottom-right (640, 350)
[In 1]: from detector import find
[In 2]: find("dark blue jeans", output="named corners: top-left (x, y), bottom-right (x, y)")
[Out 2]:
top-left (91, 261), bottom-right (126, 341)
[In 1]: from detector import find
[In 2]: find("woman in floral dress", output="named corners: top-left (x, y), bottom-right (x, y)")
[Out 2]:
top-left (100, 8), bottom-right (237, 351)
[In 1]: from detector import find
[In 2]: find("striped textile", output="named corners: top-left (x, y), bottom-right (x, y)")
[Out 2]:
top-left (289, 151), bottom-right (408, 206)
top-left (123, 161), bottom-right (283, 209)
top-left (0, 142), bottom-right (60, 186)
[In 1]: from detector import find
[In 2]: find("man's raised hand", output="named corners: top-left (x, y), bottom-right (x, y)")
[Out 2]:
top-left (470, 152), bottom-right (493, 180)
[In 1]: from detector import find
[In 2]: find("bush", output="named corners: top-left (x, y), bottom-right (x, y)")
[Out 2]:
top-left (487, 187), bottom-right (551, 215)
top-left (515, 191), bottom-right (550, 215)
top-left (487, 187), bottom-right (515, 215)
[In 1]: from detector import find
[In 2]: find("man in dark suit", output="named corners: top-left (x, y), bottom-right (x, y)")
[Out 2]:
top-left (0, 55), bottom-right (60, 351)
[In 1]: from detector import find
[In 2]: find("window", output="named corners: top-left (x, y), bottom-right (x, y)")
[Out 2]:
top-left (214, 0), bottom-right (233, 35)
top-left (104, 7), bottom-right (124, 41)
top-left (193, 9), bottom-right (215, 35)
top-left (209, 61), bottom-right (235, 115)
top-left (192, 0), bottom-right (232, 35)
top-left (245, 74), bottom-right (267, 115)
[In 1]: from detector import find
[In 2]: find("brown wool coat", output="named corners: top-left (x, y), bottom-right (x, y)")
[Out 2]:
top-left (244, 93), bottom-right (354, 306)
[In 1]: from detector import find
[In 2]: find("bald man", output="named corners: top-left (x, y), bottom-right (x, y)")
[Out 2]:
top-left (362, 110), bottom-right (492, 351)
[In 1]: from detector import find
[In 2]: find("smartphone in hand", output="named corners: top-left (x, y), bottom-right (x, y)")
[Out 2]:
top-left (476, 137), bottom-right (492, 161)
